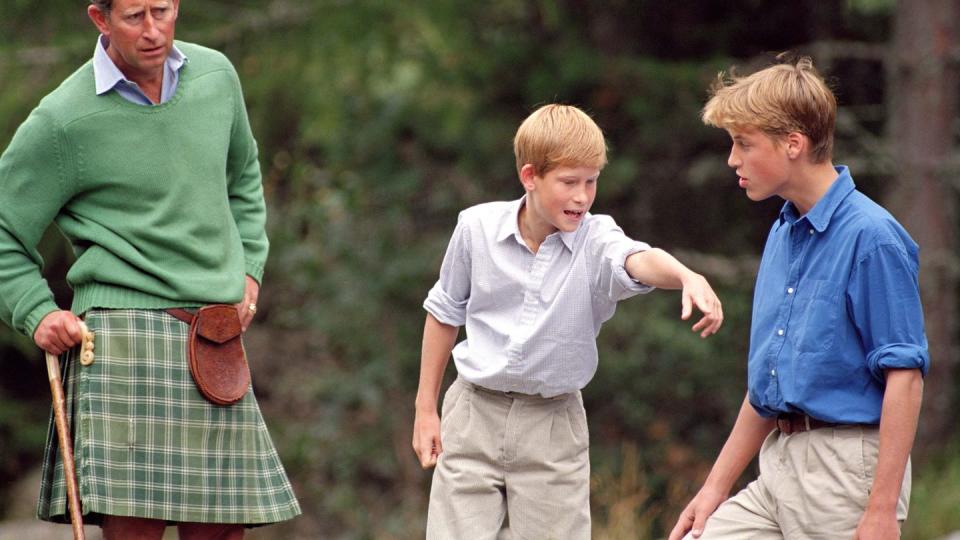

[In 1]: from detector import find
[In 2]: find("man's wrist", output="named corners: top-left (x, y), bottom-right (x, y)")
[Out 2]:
top-left (25, 303), bottom-right (61, 340)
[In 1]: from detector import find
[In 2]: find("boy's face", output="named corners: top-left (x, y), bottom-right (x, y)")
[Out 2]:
top-left (522, 164), bottom-right (599, 234)
top-left (725, 126), bottom-right (793, 202)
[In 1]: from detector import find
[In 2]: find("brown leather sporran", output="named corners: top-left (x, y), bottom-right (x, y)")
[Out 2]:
top-left (166, 305), bottom-right (250, 405)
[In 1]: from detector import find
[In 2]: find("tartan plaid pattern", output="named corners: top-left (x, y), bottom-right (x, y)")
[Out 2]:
top-left (37, 309), bottom-right (301, 525)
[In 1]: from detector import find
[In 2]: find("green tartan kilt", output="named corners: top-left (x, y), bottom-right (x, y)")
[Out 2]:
top-left (37, 308), bottom-right (301, 525)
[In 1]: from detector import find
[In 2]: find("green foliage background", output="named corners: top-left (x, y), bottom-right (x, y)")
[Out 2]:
top-left (0, 1), bottom-right (957, 538)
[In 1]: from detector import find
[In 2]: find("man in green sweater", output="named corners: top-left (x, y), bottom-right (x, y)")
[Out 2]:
top-left (0, 0), bottom-right (300, 537)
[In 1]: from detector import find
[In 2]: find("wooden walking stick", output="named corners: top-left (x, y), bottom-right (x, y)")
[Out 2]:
top-left (45, 321), bottom-right (94, 540)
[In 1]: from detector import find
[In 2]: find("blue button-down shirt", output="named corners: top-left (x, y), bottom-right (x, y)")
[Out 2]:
top-left (92, 35), bottom-right (186, 105)
top-left (748, 166), bottom-right (929, 424)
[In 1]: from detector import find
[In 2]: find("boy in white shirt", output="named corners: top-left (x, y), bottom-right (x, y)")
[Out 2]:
top-left (413, 104), bottom-right (724, 539)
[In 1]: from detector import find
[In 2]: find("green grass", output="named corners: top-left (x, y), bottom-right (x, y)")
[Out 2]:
top-left (903, 440), bottom-right (960, 540)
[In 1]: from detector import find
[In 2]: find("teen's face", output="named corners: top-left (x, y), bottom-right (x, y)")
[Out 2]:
top-left (726, 126), bottom-right (791, 202)
top-left (89, 0), bottom-right (179, 81)
top-left (525, 165), bottom-right (599, 233)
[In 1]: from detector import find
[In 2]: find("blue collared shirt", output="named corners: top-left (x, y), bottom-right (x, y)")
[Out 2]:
top-left (748, 166), bottom-right (929, 424)
top-left (92, 35), bottom-right (186, 105)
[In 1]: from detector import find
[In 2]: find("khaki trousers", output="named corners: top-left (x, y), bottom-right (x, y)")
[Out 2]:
top-left (688, 425), bottom-right (911, 539)
top-left (426, 377), bottom-right (591, 540)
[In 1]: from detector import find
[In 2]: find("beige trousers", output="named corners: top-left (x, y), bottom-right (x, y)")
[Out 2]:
top-left (426, 377), bottom-right (591, 540)
top-left (688, 425), bottom-right (911, 539)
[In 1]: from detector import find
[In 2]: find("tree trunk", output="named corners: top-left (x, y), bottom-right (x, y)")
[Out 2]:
top-left (885, 0), bottom-right (959, 448)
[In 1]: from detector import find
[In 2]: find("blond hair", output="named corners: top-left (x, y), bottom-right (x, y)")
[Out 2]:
top-left (513, 104), bottom-right (608, 175)
top-left (702, 55), bottom-right (837, 163)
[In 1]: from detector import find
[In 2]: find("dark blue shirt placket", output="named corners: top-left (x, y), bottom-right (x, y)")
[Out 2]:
top-left (764, 219), bottom-right (816, 408)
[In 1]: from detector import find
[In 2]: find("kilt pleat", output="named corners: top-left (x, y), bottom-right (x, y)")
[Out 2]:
top-left (37, 309), bottom-right (301, 525)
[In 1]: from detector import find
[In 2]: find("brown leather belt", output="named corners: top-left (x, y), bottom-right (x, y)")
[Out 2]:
top-left (165, 308), bottom-right (197, 324)
top-left (776, 413), bottom-right (838, 435)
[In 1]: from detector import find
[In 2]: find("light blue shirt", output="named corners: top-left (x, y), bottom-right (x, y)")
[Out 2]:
top-left (424, 197), bottom-right (653, 397)
top-left (92, 35), bottom-right (186, 105)
top-left (748, 166), bottom-right (929, 424)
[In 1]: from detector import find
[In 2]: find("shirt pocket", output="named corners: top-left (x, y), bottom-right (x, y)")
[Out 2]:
top-left (790, 279), bottom-right (844, 353)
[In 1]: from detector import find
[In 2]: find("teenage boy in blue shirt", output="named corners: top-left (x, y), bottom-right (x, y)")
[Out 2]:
top-left (669, 57), bottom-right (928, 540)
top-left (413, 104), bottom-right (724, 539)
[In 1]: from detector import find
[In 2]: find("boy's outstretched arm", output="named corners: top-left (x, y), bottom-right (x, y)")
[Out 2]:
top-left (625, 248), bottom-right (723, 337)
top-left (412, 313), bottom-right (459, 469)
top-left (668, 395), bottom-right (776, 540)
top-left (855, 368), bottom-right (923, 540)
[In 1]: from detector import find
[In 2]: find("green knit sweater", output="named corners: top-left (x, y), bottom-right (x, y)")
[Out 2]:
top-left (0, 41), bottom-right (268, 338)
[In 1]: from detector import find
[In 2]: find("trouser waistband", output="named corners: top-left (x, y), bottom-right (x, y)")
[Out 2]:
top-left (456, 377), bottom-right (572, 401)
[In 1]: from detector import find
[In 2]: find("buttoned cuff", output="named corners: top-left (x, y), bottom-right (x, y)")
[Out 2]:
top-left (613, 241), bottom-right (655, 296)
top-left (866, 342), bottom-right (930, 382)
top-left (423, 283), bottom-right (467, 327)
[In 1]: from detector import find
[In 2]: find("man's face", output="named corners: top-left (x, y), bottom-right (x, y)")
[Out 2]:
top-left (725, 126), bottom-right (791, 202)
top-left (89, 0), bottom-right (179, 82)
top-left (525, 165), bottom-right (599, 234)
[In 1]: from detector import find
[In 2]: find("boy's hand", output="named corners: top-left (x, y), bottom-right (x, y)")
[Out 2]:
top-left (412, 409), bottom-right (443, 469)
top-left (33, 310), bottom-right (85, 356)
top-left (681, 273), bottom-right (723, 338)
top-left (668, 486), bottom-right (727, 540)
top-left (853, 507), bottom-right (900, 540)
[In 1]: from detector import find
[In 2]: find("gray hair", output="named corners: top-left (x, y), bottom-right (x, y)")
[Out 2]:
top-left (90, 0), bottom-right (112, 13)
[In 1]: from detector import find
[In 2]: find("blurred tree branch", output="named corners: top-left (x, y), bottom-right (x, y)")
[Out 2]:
top-left (884, 0), bottom-right (960, 449)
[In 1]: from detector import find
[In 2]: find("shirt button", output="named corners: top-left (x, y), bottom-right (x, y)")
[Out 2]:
top-left (771, 369), bottom-right (777, 376)
top-left (787, 287), bottom-right (794, 294)
top-left (777, 329), bottom-right (784, 336)
top-left (809, 229), bottom-right (815, 235)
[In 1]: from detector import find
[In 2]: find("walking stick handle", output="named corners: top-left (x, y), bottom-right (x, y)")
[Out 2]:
top-left (45, 321), bottom-right (92, 540)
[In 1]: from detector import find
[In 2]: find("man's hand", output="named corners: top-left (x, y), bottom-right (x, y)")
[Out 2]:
top-left (853, 507), bottom-right (900, 539)
top-left (680, 273), bottom-right (723, 338)
top-left (235, 275), bottom-right (260, 332)
top-left (412, 408), bottom-right (442, 469)
top-left (33, 310), bottom-right (84, 355)
top-left (668, 486), bottom-right (727, 540)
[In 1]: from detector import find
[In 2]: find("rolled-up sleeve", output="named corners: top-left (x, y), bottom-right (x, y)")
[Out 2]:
top-left (423, 216), bottom-right (471, 326)
top-left (866, 343), bottom-right (929, 380)
top-left (849, 243), bottom-right (930, 381)
top-left (590, 215), bottom-right (654, 302)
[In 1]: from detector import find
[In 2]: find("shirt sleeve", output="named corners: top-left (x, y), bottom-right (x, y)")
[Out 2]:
top-left (848, 243), bottom-right (930, 381)
top-left (225, 64), bottom-right (268, 284)
top-left (0, 108), bottom-right (71, 337)
top-left (589, 215), bottom-right (654, 302)
top-left (423, 215), bottom-right (471, 327)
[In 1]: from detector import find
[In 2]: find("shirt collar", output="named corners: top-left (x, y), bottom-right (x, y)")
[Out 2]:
top-left (92, 35), bottom-right (187, 96)
top-left (779, 165), bottom-right (855, 232)
top-left (497, 196), bottom-right (577, 252)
